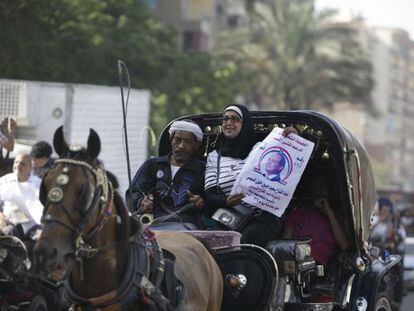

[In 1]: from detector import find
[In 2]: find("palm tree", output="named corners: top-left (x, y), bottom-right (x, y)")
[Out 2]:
top-left (214, 0), bottom-right (373, 111)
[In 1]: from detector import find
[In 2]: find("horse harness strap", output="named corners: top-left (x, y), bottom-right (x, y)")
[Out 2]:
top-left (61, 230), bottom-right (183, 311)
top-left (42, 158), bottom-right (114, 259)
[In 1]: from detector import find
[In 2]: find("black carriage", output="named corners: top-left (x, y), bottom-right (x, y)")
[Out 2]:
top-left (0, 234), bottom-right (53, 310)
top-left (158, 110), bottom-right (402, 311)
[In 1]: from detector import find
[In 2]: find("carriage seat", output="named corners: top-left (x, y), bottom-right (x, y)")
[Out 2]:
top-left (184, 230), bottom-right (242, 249)
top-left (266, 239), bottom-right (315, 275)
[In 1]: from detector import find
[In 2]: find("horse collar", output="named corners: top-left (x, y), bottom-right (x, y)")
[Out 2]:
top-left (61, 233), bottom-right (176, 310)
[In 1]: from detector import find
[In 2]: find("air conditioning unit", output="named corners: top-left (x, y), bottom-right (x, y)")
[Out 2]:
top-left (0, 80), bottom-right (33, 126)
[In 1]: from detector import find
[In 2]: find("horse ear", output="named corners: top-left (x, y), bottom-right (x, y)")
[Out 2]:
top-left (53, 126), bottom-right (69, 157)
top-left (86, 128), bottom-right (101, 159)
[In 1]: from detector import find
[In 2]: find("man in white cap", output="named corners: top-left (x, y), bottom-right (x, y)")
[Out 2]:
top-left (126, 119), bottom-right (205, 229)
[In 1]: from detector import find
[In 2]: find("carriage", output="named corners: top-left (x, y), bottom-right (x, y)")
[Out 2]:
top-left (32, 110), bottom-right (402, 311)
top-left (157, 110), bottom-right (403, 311)
top-left (0, 234), bottom-right (51, 310)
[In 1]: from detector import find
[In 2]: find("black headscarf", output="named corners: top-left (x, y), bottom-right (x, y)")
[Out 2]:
top-left (218, 104), bottom-right (257, 159)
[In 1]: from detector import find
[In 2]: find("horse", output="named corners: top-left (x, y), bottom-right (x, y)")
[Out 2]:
top-left (33, 126), bottom-right (223, 310)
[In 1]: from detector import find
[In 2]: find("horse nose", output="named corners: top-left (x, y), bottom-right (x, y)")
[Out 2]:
top-left (33, 239), bottom-right (58, 271)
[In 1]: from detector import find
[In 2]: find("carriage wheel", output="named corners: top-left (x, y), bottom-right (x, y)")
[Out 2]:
top-left (28, 295), bottom-right (47, 311)
top-left (374, 296), bottom-right (392, 311)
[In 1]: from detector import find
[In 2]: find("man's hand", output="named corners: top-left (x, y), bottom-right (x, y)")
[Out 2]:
top-left (226, 193), bottom-right (245, 207)
top-left (140, 194), bottom-right (154, 213)
top-left (188, 191), bottom-right (205, 209)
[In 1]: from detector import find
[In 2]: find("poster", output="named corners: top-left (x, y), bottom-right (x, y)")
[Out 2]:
top-left (231, 127), bottom-right (315, 217)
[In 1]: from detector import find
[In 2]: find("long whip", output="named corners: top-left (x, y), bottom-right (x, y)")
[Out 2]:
top-left (117, 60), bottom-right (133, 208)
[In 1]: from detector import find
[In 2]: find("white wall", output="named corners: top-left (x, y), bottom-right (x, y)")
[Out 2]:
top-left (0, 79), bottom-right (151, 195)
top-left (67, 84), bottom-right (150, 194)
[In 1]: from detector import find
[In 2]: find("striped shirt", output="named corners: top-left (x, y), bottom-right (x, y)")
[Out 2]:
top-left (205, 150), bottom-right (246, 195)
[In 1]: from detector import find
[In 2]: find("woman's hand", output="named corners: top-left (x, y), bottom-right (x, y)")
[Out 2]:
top-left (226, 193), bottom-right (245, 207)
top-left (282, 126), bottom-right (298, 137)
top-left (188, 191), bottom-right (205, 209)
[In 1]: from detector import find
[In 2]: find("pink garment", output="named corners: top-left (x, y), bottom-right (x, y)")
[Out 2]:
top-left (283, 207), bottom-right (338, 265)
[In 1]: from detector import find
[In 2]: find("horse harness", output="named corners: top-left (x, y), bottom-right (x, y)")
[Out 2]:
top-left (41, 157), bottom-right (184, 310)
top-left (41, 158), bottom-right (113, 252)
top-left (60, 229), bottom-right (184, 311)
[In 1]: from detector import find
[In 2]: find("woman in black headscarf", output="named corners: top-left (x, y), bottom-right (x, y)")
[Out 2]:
top-left (204, 104), bottom-right (282, 246)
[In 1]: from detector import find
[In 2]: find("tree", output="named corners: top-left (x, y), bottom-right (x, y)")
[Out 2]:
top-left (0, 0), bottom-right (247, 137)
top-left (214, 0), bottom-right (374, 111)
top-left (151, 53), bottom-right (252, 134)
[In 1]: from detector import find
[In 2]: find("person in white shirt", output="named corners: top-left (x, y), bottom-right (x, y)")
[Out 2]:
top-left (0, 153), bottom-right (43, 239)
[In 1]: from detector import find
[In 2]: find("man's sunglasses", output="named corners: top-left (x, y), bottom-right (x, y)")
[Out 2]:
top-left (222, 116), bottom-right (242, 123)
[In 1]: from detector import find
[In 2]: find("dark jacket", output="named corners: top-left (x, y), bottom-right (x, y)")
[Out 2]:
top-left (126, 154), bottom-right (206, 224)
top-left (33, 158), bottom-right (55, 179)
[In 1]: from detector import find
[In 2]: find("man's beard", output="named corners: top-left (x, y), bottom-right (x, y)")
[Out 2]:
top-left (174, 151), bottom-right (190, 164)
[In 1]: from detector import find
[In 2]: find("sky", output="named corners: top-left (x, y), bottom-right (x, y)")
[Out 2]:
top-left (316, 0), bottom-right (414, 38)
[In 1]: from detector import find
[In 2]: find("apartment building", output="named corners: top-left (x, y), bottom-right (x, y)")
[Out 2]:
top-left (145, 0), bottom-right (253, 51)
top-left (327, 19), bottom-right (414, 191)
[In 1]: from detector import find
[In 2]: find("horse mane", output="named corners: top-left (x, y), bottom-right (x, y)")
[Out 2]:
top-left (106, 171), bottom-right (119, 189)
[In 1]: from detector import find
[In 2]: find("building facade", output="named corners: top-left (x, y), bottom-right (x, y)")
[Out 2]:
top-left (326, 18), bottom-right (414, 191)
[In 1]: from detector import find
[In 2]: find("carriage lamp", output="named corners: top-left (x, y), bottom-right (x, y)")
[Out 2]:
top-left (322, 149), bottom-right (330, 159)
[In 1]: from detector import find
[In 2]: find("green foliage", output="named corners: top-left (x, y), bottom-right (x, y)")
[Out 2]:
top-left (371, 160), bottom-right (392, 187)
top-left (214, 0), bottom-right (374, 111)
top-left (0, 0), bottom-right (245, 137)
top-left (150, 53), bottom-right (251, 134)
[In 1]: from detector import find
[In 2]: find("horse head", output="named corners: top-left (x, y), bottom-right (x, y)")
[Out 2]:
top-left (33, 127), bottom-right (223, 309)
top-left (34, 126), bottom-right (122, 291)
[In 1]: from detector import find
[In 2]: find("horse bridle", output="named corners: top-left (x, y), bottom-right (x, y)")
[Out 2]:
top-left (41, 158), bottom-right (114, 260)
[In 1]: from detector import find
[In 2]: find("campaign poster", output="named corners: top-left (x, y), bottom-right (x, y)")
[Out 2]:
top-left (231, 127), bottom-right (315, 217)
